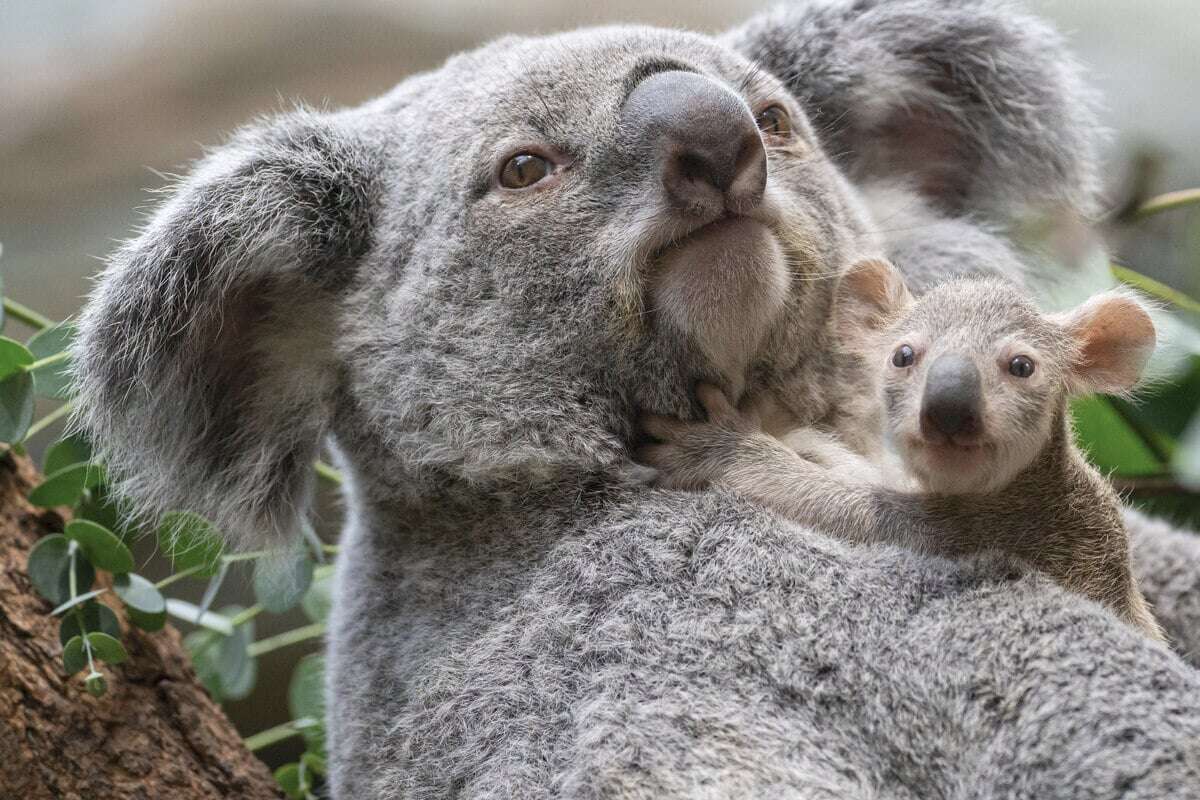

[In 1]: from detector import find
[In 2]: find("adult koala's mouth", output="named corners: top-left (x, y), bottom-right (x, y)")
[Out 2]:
top-left (645, 203), bottom-right (791, 383)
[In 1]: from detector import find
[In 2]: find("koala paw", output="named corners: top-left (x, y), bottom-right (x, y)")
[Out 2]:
top-left (635, 383), bottom-right (766, 490)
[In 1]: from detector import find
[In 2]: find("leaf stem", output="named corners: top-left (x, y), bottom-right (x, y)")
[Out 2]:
top-left (1111, 263), bottom-right (1200, 315)
top-left (247, 622), bottom-right (325, 657)
top-left (155, 564), bottom-right (205, 589)
top-left (23, 351), bottom-right (70, 373)
top-left (24, 401), bottom-right (74, 441)
top-left (228, 604), bottom-right (263, 627)
top-left (2, 298), bottom-right (54, 331)
top-left (1134, 188), bottom-right (1200, 220)
top-left (244, 720), bottom-right (305, 752)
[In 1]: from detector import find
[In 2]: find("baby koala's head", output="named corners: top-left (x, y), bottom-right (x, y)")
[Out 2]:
top-left (833, 258), bottom-right (1156, 495)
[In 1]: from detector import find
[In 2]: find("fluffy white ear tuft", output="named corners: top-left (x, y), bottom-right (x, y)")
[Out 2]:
top-left (833, 257), bottom-right (912, 334)
top-left (1056, 291), bottom-right (1156, 395)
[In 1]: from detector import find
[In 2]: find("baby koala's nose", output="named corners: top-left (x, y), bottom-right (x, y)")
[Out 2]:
top-left (920, 353), bottom-right (983, 440)
top-left (621, 70), bottom-right (767, 216)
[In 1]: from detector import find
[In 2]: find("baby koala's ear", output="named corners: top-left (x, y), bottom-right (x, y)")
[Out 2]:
top-left (1056, 291), bottom-right (1156, 395)
top-left (833, 257), bottom-right (912, 333)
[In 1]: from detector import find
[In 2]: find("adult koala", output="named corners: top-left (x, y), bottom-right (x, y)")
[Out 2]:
top-left (75, 0), bottom-right (1200, 796)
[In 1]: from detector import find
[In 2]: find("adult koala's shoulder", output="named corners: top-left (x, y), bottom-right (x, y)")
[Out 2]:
top-left (73, 3), bottom-right (1200, 798)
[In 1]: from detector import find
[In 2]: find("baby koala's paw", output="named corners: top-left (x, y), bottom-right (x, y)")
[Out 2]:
top-left (636, 384), bottom-right (765, 490)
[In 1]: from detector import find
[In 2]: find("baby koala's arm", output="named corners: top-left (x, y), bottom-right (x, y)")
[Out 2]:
top-left (639, 386), bottom-right (947, 550)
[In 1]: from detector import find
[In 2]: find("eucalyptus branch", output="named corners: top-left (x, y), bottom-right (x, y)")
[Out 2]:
top-left (1134, 188), bottom-right (1200, 220)
top-left (244, 720), bottom-right (306, 752)
top-left (24, 401), bottom-right (74, 441)
top-left (313, 460), bottom-right (344, 485)
top-left (2, 297), bottom-right (54, 330)
top-left (247, 622), bottom-right (325, 657)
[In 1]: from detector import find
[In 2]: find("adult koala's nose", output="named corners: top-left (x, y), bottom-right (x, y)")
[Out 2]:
top-left (920, 353), bottom-right (983, 441)
top-left (621, 70), bottom-right (766, 216)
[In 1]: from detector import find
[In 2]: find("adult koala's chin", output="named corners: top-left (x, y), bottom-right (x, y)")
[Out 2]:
top-left (75, 2), bottom-right (1200, 798)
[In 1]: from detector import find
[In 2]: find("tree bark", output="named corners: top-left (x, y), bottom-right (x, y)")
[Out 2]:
top-left (0, 452), bottom-right (283, 800)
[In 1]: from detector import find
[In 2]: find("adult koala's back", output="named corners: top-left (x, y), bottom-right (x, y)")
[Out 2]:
top-left (74, 2), bottom-right (1200, 797)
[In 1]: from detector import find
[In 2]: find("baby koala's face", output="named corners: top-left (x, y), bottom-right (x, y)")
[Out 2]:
top-left (833, 259), bottom-right (1156, 495)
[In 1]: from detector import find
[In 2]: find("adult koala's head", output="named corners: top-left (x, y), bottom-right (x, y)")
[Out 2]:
top-left (73, 3), bottom-right (1099, 545)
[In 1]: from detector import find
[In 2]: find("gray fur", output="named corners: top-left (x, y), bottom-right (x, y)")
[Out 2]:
top-left (71, 1), bottom-right (1200, 796)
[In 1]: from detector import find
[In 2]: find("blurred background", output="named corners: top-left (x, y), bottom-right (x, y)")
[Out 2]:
top-left (2, 0), bottom-right (1198, 778)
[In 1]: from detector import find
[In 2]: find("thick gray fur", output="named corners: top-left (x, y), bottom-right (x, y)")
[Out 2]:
top-left (72, 1), bottom-right (1200, 796)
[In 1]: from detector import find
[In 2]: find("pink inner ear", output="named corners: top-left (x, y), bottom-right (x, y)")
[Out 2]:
top-left (836, 258), bottom-right (908, 329)
top-left (1071, 295), bottom-right (1156, 393)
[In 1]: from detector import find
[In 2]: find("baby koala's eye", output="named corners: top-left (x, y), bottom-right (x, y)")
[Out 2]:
top-left (1008, 355), bottom-right (1036, 378)
top-left (892, 344), bottom-right (915, 368)
top-left (499, 153), bottom-right (553, 189)
top-left (755, 105), bottom-right (793, 140)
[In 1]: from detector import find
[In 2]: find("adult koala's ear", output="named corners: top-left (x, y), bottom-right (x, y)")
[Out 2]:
top-left (1054, 291), bottom-right (1157, 396)
top-left (832, 257), bottom-right (912, 335)
top-left (72, 108), bottom-right (379, 548)
top-left (726, 0), bottom-right (1102, 220)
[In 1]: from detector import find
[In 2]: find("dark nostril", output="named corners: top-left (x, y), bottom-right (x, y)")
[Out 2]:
top-left (920, 353), bottom-right (983, 440)
top-left (621, 70), bottom-right (766, 215)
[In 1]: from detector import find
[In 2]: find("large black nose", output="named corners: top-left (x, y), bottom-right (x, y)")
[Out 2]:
top-left (920, 353), bottom-right (983, 440)
top-left (621, 70), bottom-right (766, 216)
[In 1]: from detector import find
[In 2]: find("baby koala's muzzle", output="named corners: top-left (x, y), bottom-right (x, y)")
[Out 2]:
top-left (920, 353), bottom-right (983, 440)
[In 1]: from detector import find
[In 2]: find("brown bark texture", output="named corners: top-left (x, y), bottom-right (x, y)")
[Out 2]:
top-left (0, 453), bottom-right (283, 800)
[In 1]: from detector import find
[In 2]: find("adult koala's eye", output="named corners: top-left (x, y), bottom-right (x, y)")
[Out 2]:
top-left (1009, 355), bottom-right (1036, 378)
top-left (892, 344), bottom-right (915, 368)
top-left (755, 105), bottom-right (793, 140)
top-left (499, 153), bottom-right (553, 189)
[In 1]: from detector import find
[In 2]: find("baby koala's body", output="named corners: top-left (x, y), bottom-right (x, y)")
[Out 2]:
top-left (643, 260), bottom-right (1165, 640)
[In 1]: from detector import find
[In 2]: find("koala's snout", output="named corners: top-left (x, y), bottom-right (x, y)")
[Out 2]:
top-left (622, 70), bottom-right (766, 216)
top-left (920, 353), bottom-right (983, 441)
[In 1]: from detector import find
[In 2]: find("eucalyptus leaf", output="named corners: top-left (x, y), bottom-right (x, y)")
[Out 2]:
top-left (59, 601), bottom-right (121, 645)
top-left (26, 321), bottom-right (76, 399)
top-left (1072, 396), bottom-right (1164, 476)
top-left (300, 567), bottom-right (333, 624)
top-left (184, 606), bottom-right (256, 702)
top-left (289, 654), bottom-right (326, 757)
top-left (274, 763), bottom-right (305, 799)
top-left (0, 336), bottom-right (33, 380)
top-left (28, 462), bottom-right (105, 508)
top-left (0, 370), bottom-right (34, 443)
top-left (157, 512), bottom-right (224, 576)
top-left (27, 534), bottom-right (95, 606)
top-left (65, 519), bottom-right (134, 573)
top-left (43, 435), bottom-right (92, 476)
top-left (254, 551), bottom-right (314, 614)
top-left (113, 573), bottom-right (167, 631)
top-left (85, 631), bottom-right (128, 664)
top-left (62, 635), bottom-right (88, 675)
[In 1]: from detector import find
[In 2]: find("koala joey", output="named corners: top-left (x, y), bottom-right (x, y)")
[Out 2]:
top-left (643, 258), bottom-right (1165, 640)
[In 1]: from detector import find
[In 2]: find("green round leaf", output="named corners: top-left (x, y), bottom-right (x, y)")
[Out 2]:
top-left (113, 572), bottom-right (167, 631)
top-left (85, 631), bottom-right (128, 665)
top-left (26, 322), bottom-right (76, 399)
top-left (300, 567), bottom-right (333, 624)
top-left (157, 512), bottom-right (224, 576)
top-left (65, 519), bottom-right (134, 573)
top-left (59, 601), bottom-right (121, 645)
top-left (76, 482), bottom-right (139, 541)
top-left (301, 751), bottom-right (326, 777)
top-left (289, 654), bottom-right (326, 757)
top-left (0, 370), bottom-right (34, 444)
top-left (274, 764), bottom-right (305, 799)
top-left (27, 534), bottom-right (95, 606)
top-left (85, 672), bottom-right (108, 697)
top-left (185, 606), bottom-right (256, 702)
top-left (254, 551), bottom-right (314, 614)
top-left (62, 635), bottom-right (88, 675)
top-left (28, 462), bottom-right (105, 508)
top-left (43, 435), bottom-right (92, 477)
top-left (0, 336), bottom-right (33, 380)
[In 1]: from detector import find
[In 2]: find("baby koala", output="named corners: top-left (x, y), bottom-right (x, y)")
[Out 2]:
top-left (642, 259), bottom-right (1165, 640)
